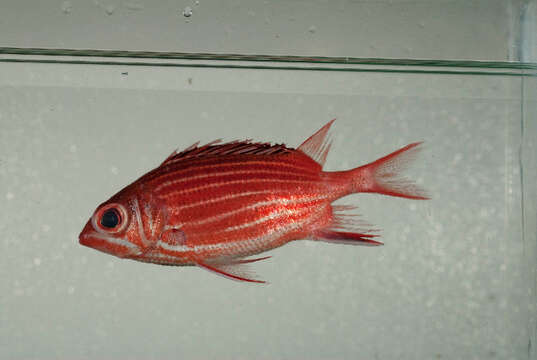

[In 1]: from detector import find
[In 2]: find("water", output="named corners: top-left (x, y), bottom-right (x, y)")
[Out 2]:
top-left (1, 50), bottom-right (536, 359)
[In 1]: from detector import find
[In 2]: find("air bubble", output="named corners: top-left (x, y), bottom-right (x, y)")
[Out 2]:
top-left (61, 1), bottom-right (72, 14)
top-left (105, 4), bottom-right (115, 15)
top-left (183, 6), bottom-right (193, 17)
top-left (124, 1), bottom-right (144, 11)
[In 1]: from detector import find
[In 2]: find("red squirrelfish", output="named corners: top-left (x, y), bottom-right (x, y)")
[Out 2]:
top-left (79, 120), bottom-right (428, 283)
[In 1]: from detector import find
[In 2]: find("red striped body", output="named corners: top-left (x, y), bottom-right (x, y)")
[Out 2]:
top-left (79, 120), bottom-right (428, 283)
top-left (149, 153), bottom-right (343, 261)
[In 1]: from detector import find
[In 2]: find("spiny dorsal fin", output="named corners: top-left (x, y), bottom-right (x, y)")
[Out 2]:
top-left (161, 139), bottom-right (293, 166)
top-left (297, 119), bottom-right (335, 167)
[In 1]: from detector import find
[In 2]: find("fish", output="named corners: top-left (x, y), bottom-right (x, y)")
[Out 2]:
top-left (79, 119), bottom-right (428, 283)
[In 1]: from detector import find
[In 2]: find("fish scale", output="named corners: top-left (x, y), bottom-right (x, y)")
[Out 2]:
top-left (79, 119), bottom-right (428, 283)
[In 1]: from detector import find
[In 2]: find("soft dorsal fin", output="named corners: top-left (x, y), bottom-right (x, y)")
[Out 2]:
top-left (297, 119), bottom-right (335, 167)
top-left (161, 139), bottom-right (293, 166)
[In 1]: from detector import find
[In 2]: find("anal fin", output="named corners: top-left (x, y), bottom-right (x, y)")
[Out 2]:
top-left (315, 229), bottom-right (383, 246)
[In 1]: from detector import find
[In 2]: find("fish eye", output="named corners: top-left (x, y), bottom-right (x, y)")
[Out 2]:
top-left (91, 203), bottom-right (129, 234)
top-left (100, 208), bottom-right (121, 228)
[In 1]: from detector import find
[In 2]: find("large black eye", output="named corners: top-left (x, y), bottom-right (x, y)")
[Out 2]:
top-left (100, 208), bottom-right (121, 229)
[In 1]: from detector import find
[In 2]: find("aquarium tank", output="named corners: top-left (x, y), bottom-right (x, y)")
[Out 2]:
top-left (1, 1), bottom-right (536, 359)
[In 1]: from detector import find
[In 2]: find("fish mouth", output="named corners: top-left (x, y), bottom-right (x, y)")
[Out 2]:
top-left (78, 232), bottom-right (110, 254)
top-left (79, 230), bottom-right (142, 257)
top-left (79, 233), bottom-right (96, 248)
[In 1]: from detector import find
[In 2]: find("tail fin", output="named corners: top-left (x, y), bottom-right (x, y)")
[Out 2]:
top-left (350, 142), bottom-right (429, 200)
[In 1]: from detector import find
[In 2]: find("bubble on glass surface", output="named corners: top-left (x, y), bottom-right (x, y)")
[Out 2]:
top-left (6, 192), bottom-right (14, 200)
top-left (14, 287), bottom-right (24, 297)
top-left (69, 144), bottom-right (77, 153)
top-left (194, 0), bottom-right (199, 5)
top-left (42, 224), bottom-right (51, 232)
top-left (110, 166), bottom-right (119, 175)
top-left (33, 258), bottom-right (41, 266)
top-left (183, 6), bottom-right (193, 17)
top-left (308, 25), bottom-right (317, 34)
top-left (61, 1), bottom-right (72, 14)
top-left (67, 286), bottom-right (75, 295)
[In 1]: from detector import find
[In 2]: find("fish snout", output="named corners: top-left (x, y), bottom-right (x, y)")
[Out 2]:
top-left (78, 221), bottom-right (94, 247)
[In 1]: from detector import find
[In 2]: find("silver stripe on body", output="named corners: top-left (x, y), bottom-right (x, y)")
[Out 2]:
top-left (185, 194), bottom-right (329, 227)
top-left (83, 231), bottom-right (142, 254)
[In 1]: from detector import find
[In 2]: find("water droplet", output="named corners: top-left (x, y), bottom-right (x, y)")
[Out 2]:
top-left (183, 6), bottom-right (192, 17)
top-left (42, 224), bottom-right (51, 232)
top-left (110, 166), bottom-right (119, 175)
top-left (67, 286), bottom-right (75, 295)
top-left (308, 25), bottom-right (316, 34)
top-left (6, 192), bottom-right (14, 200)
top-left (194, 0), bottom-right (200, 5)
top-left (61, 1), bottom-right (72, 14)
top-left (69, 144), bottom-right (77, 153)
top-left (33, 258), bottom-right (42, 266)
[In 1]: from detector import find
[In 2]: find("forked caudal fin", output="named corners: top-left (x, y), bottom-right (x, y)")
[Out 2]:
top-left (350, 142), bottom-right (429, 200)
